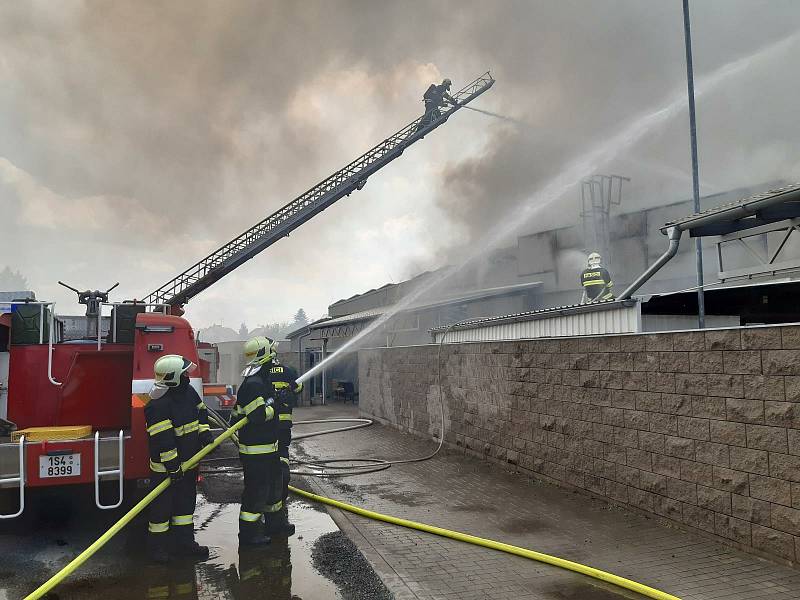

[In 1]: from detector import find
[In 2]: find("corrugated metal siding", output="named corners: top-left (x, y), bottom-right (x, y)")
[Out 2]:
top-left (434, 304), bottom-right (641, 343)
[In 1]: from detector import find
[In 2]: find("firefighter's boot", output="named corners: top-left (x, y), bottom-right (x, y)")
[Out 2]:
top-left (173, 527), bottom-right (209, 560)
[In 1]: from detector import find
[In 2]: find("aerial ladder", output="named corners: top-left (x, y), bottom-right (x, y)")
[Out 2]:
top-left (0, 73), bottom-right (496, 531)
top-left (142, 72), bottom-right (495, 311)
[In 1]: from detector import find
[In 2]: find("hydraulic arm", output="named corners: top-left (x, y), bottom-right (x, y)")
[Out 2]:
top-left (142, 72), bottom-right (495, 309)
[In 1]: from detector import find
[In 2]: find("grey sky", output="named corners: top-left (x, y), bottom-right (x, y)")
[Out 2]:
top-left (2, 1), bottom-right (799, 328)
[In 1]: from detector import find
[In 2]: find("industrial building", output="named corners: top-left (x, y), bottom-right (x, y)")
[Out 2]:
top-left (289, 182), bottom-right (800, 401)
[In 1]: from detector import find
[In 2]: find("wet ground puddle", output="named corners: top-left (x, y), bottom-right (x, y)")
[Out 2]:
top-left (6, 493), bottom-right (345, 599)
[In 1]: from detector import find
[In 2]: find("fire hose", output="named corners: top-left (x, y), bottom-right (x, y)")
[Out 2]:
top-left (200, 410), bottom-right (681, 600)
top-left (290, 486), bottom-right (681, 600)
top-left (26, 318), bottom-right (681, 600)
top-left (23, 417), bottom-right (249, 600)
top-left (25, 410), bottom-right (681, 600)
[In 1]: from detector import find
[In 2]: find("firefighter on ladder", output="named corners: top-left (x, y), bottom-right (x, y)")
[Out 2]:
top-left (234, 336), bottom-right (285, 545)
top-left (144, 354), bottom-right (213, 563)
top-left (418, 78), bottom-right (458, 129)
top-left (259, 338), bottom-right (302, 537)
top-left (580, 252), bottom-right (615, 304)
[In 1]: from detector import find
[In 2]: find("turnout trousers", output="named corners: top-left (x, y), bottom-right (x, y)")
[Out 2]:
top-left (239, 454), bottom-right (282, 540)
top-left (147, 468), bottom-right (198, 550)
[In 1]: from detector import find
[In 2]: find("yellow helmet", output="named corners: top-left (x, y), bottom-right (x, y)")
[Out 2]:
top-left (244, 336), bottom-right (277, 366)
top-left (153, 354), bottom-right (196, 388)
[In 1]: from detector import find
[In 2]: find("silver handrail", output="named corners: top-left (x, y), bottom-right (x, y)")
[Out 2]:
top-left (94, 430), bottom-right (124, 510)
top-left (47, 303), bottom-right (62, 386)
top-left (0, 436), bottom-right (25, 519)
top-left (96, 309), bottom-right (102, 351)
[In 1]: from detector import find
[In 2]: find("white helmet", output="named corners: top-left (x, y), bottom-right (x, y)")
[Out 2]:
top-left (587, 252), bottom-right (602, 268)
top-left (150, 354), bottom-right (196, 399)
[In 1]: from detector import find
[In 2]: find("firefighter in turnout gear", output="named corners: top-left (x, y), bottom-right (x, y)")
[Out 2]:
top-left (144, 354), bottom-right (213, 564)
top-left (419, 78), bottom-right (457, 128)
top-left (261, 339), bottom-right (303, 537)
top-left (234, 336), bottom-right (283, 546)
top-left (580, 252), bottom-right (615, 303)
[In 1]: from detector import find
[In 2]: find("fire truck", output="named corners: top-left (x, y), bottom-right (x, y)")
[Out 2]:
top-left (0, 73), bottom-right (494, 517)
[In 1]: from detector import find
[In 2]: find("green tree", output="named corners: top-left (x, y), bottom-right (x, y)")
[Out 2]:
top-left (293, 308), bottom-right (309, 327)
top-left (0, 266), bottom-right (28, 291)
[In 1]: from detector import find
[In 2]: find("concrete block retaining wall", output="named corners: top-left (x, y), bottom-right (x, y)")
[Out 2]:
top-left (358, 326), bottom-right (800, 565)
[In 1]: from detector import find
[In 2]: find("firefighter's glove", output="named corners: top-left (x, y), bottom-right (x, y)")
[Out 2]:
top-left (169, 467), bottom-right (184, 483)
top-left (199, 431), bottom-right (214, 447)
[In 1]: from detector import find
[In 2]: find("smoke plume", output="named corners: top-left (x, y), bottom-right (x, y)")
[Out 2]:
top-left (2, 1), bottom-right (800, 324)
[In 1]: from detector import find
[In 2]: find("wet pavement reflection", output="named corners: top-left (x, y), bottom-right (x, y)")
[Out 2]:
top-left (2, 488), bottom-right (345, 599)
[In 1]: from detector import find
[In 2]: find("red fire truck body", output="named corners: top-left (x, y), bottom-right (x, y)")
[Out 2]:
top-left (0, 309), bottom-right (202, 515)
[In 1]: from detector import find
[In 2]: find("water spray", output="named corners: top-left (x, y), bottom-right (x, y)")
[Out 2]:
top-left (297, 30), bottom-right (800, 386)
top-left (459, 105), bottom-right (531, 127)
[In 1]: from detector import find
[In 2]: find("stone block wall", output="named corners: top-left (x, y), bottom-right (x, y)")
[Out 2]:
top-left (358, 325), bottom-right (800, 565)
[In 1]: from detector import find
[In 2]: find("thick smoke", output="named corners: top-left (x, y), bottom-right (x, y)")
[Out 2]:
top-left (433, 1), bottom-right (800, 250)
top-left (2, 1), bottom-right (800, 324)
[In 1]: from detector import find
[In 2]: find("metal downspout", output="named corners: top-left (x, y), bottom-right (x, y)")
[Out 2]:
top-left (296, 328), bottom-right (312, 405)
top-left (619, 227), bottom-right (683, 300)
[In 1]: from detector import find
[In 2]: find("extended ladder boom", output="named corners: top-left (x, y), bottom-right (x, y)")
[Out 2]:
top-left (143, 72), bottom-right (495, 308)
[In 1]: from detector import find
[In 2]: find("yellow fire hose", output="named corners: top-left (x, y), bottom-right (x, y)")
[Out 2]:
top-left (23, 418), bottom-right (249, 600)
top-left (289, 485), bottom-right (681, 600)
top-left (27, 415), bottom-right (680, 600)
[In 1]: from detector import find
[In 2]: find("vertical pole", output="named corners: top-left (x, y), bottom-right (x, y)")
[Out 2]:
top-left (683, 0), bottom-right (706, 328)
top-left (321, 338), bottom-right (327, 406)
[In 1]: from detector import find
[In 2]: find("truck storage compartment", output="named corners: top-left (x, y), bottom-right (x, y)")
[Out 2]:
top-left (109, 304), bottom-right (146, 344)
top-left (10, 304), bottom-right (50, 345)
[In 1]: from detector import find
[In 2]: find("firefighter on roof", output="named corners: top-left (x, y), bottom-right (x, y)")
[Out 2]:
top-left (580, 252), bottom-right (615, 303)
top-left (145, 354), bottom-right (213, 564)
top-left (234, 336), bottom-right (283, 546)
top-left (259, 338), bottom-right (302, 537)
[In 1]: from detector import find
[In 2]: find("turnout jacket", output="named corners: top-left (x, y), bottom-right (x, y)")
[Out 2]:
top-left (581, 267), bottom-right (614, 300)
top-left (145, 379), bottom-right (210, 473)
top-left (423, 83), bottom-right (455, 108)
top-left (264, 360), bottom-right (302, 431)
top-left (231, 367), bottom-right (278, 455)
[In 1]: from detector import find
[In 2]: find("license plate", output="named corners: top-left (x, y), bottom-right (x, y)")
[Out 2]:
top-left (39, 454), bottom-right (81, 478)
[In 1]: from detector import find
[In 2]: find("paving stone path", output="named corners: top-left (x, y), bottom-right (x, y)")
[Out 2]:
top-left (293, 404), bottom-right (800, 600)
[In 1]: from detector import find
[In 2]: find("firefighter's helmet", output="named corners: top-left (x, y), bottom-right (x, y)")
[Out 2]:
top-left (154, 354), bottom-right (196, 387)
top-left (442, 78), bottom-right (452, 89)
top-left (587, 252), bottom-right (602, 268)
top-left (244, 336), bottom-right (277, 366)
